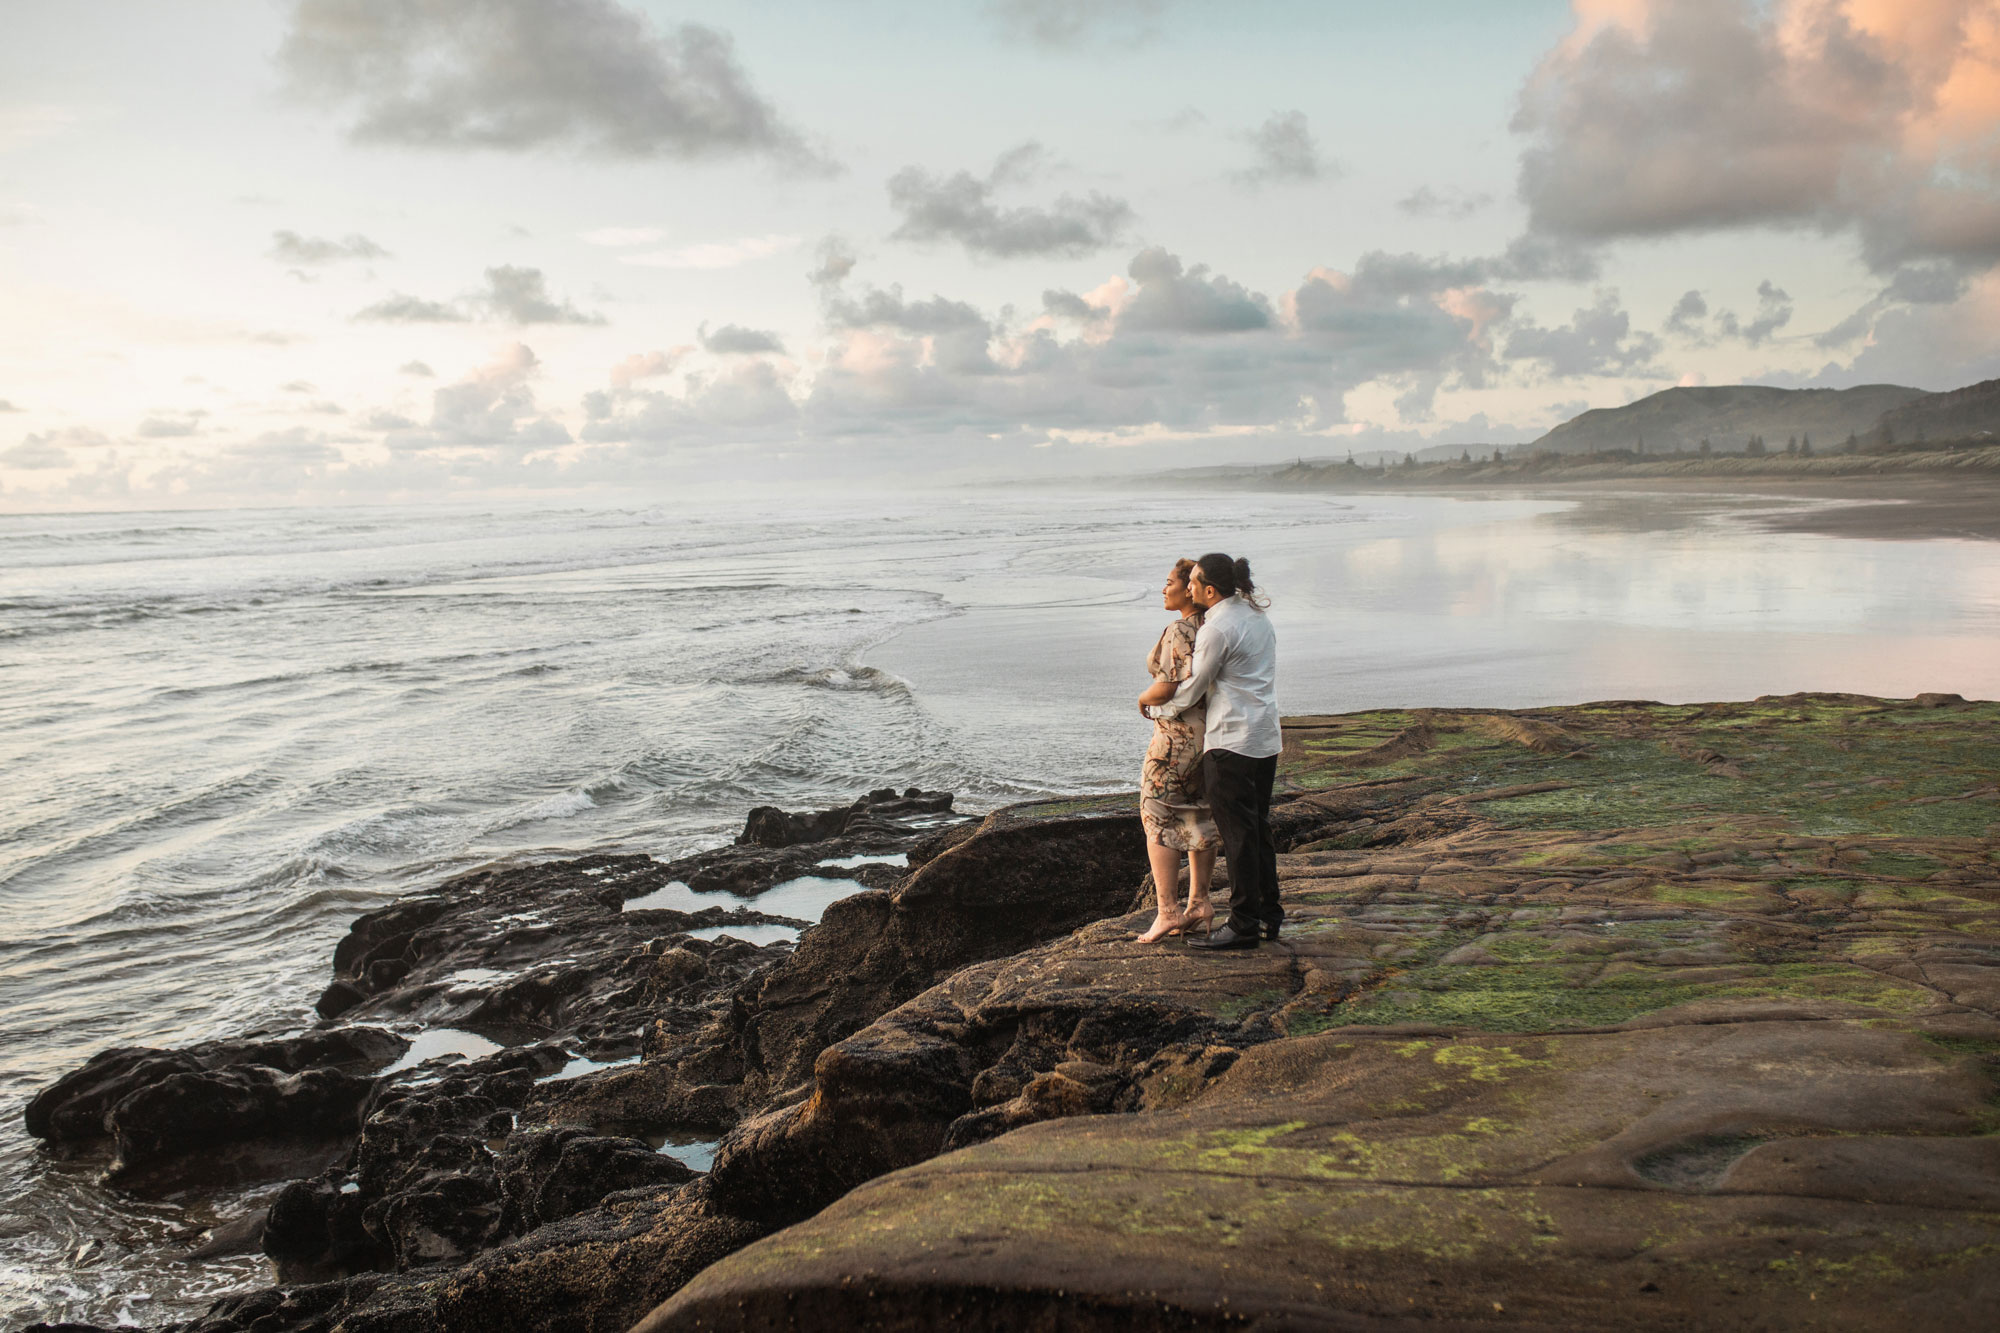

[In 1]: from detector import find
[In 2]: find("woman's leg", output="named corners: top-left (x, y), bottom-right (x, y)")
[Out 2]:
top-left (1136, 840), bottom-right (1187, 942)
top-left (1187, 846), bottom-right (1216, 912)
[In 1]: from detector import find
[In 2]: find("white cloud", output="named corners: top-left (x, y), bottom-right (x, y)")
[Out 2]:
top-left (620, 234), bottom-right (799, 269)
top-left (608, 348), bottom-right (691, 390)
top-left (581, 226), bottom-right (666, 247)
top-left (391, 343), bottom-right (571, 452)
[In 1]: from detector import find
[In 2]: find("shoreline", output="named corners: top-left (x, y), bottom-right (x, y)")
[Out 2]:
top-left (1108, 448), bottom-right (2000, 542)
top-left (20, 692), bottom-right (2000, 1331)
top-left (1502, 472), bottom-right (2000, 542)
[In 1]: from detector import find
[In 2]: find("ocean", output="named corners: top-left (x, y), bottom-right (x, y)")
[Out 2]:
top-left (5, 488), bottom-right (1999, 1325)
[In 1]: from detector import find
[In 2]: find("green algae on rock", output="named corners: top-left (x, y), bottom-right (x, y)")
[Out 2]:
top-left (638, 694), bottom-right (2000, 1332)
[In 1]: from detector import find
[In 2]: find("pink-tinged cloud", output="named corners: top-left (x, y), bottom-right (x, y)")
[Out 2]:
top-left (1517, 0), bottom-right (2000, 270)
top-left (609, 348), bottom-right (692, 390)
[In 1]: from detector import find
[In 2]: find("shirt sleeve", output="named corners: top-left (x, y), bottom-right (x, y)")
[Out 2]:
top-left (1150, 618), bottom-right (1222, 720)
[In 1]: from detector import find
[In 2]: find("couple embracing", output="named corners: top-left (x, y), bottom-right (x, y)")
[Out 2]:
top-left (1134, 552), bottom-right (1280, 951)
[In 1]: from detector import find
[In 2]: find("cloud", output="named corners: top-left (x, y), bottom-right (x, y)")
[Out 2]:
top-left (581, 243), bottom-right (1524, 457)
top-left (1514, 0), bottom-right (2000, 272)
top-left (1664, 289), bottom-right (1710, 339)
top-left (1486, 232), bottom-right (1603, 283)
top-left (888, 144), bottom-right (1132, 259)
top-left (1, 426), bottom-right (114, 471)
top-left (1117, 247), bottom-right (1273, 332)
top-left (1234, 110), bottom-right (1331, 185)
top-left (608, 348), bottom-right (691, 389)
top-left (1716, 279), bottom-right (1794, 346)
top-left (1042, 289), bottom-right (1109, 323)
top-left (398, 360), bottom-right (435, 377)
top-left (984, 0), bottom-right (1172, 48)
top-left (584, 358), bottom-right (799, 446)
top-left (229, 427), bottom-right (349, 464)
top-left (278, 0), bottom-right (827, 168)
top-left (1776, 267), bottom-right (2000, 389)
top-left (1815, 259), bottom-right (1973, 346)
top-left (478, 265), bottom-right (604, 324)
top-left (1289, 251), bottom-right (1512, 394)
top-left (1397, 185), bottom-right (1494, 219)
top-left (1661, 279), bottom-right (1797, 346)
top-left (356, 293), bottom-right (468, 323)
top-left (581, 226), bottom-right (666, 247)
top-left (136, 412), bottom-right (206, 438)
top-left (808, 236), bottom-right (857, 288)
top-left (701, 323), bottom-right (787, 355)
top-left (1503, 289), bottom-right (1665, 377)
top-left (0, 399), bottom-right (20, 412)
top-left (391, 343), bottom-right (570, 451)
top-left (353, 266), bottom-right (602, 324)
top-left (2, 436), bottom-right (72, 469)
top-left (620, 234), bottom-right (799, 269)
top-left (268, 229), bottom-right (389, 264)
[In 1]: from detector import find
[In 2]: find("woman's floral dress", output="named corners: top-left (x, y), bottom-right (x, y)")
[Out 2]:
top-left (1141, 615), bottom-right (1219, 851)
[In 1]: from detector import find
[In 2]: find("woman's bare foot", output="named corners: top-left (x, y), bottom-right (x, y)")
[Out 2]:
top-left (1135, 912), bottom-right (1186, 943)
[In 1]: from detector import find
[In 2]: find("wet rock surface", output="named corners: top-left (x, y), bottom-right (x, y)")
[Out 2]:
top-left (29, 697), bottom-right (2000, 1332)
top-left (644, 694), bottom-right (2000, 1331)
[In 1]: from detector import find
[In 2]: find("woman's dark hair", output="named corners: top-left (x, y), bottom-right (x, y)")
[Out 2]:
top-left (1192, 552), bottom-right (1270, 609)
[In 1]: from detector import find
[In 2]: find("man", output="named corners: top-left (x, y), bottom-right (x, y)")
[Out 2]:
top-left (1146, 552), bottom-right (1280, 950)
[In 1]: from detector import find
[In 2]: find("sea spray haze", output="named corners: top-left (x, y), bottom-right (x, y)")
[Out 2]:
top-left (5, 488), bottom-right (2000, 1324)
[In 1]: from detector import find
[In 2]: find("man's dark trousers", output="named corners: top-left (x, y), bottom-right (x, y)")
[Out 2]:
top-left (1203, 748), bottom-right (1280, 936)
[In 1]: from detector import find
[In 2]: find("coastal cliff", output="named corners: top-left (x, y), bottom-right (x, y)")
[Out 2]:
top-left (24, 695), bottom-right (2000, 1331)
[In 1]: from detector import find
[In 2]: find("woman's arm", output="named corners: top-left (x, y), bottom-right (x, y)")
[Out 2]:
top-left (1138, 677), bottom-right (1178, 707)
top-left (1151, 618), bottom-right (1222, 722)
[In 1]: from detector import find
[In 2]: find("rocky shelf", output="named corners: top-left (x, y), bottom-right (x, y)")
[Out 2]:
top-left (23, 695), bottom-right (2000, 1331)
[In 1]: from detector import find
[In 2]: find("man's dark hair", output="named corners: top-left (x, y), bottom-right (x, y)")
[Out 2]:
top-left (1193, 552), bottom-right (1269, 608)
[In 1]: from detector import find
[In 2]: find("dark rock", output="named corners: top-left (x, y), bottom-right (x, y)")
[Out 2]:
top-left (725, 809), bottom-right (1151, 1102)
top-left (26, 1027), bottom-right (405, 1153)
top-left (186, 1207), bottom-right (268, 1260)
top-left (906, 818), bottom-right (979, 867)
top-left (25, 786), bottom-right (1000, 1329)
top-left (110, 1064), bottom-right (376, 1180)
top-left (735, 786), bottom-right (954, 849)
top-left (1914, 691), bottom-right (1966, 708)
top-left (433, 1178), bottom-right (762, 1333)
top-left (24, 1047), bottom-right (203, 1147)
top-left (735, 804), bottom-right (845, 849)
top-left (497, 1126), bottom-right (695, 1230)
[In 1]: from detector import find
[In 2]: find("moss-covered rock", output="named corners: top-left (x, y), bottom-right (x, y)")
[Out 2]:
top-left (638, 694), bottom-right (2000, 1331)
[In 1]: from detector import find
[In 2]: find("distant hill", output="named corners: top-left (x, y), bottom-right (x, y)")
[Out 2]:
top-left (1531, 383), bottom-right (1929, 455)
top-left (1876, 377), bottom-right (2000, 443)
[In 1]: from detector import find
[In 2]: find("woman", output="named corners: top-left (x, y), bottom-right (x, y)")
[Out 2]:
top-left (1133, 558), bottom-right (1219, 942)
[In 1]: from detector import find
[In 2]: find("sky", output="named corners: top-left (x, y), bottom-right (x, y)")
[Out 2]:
top-left (3, 0), bottom-right (2000, 509)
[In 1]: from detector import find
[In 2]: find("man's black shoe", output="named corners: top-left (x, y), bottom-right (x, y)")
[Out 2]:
top-left (1262, 919), bottom-right (1281, 941)
top-left (1189, 923), bottom-right (1261, 950)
